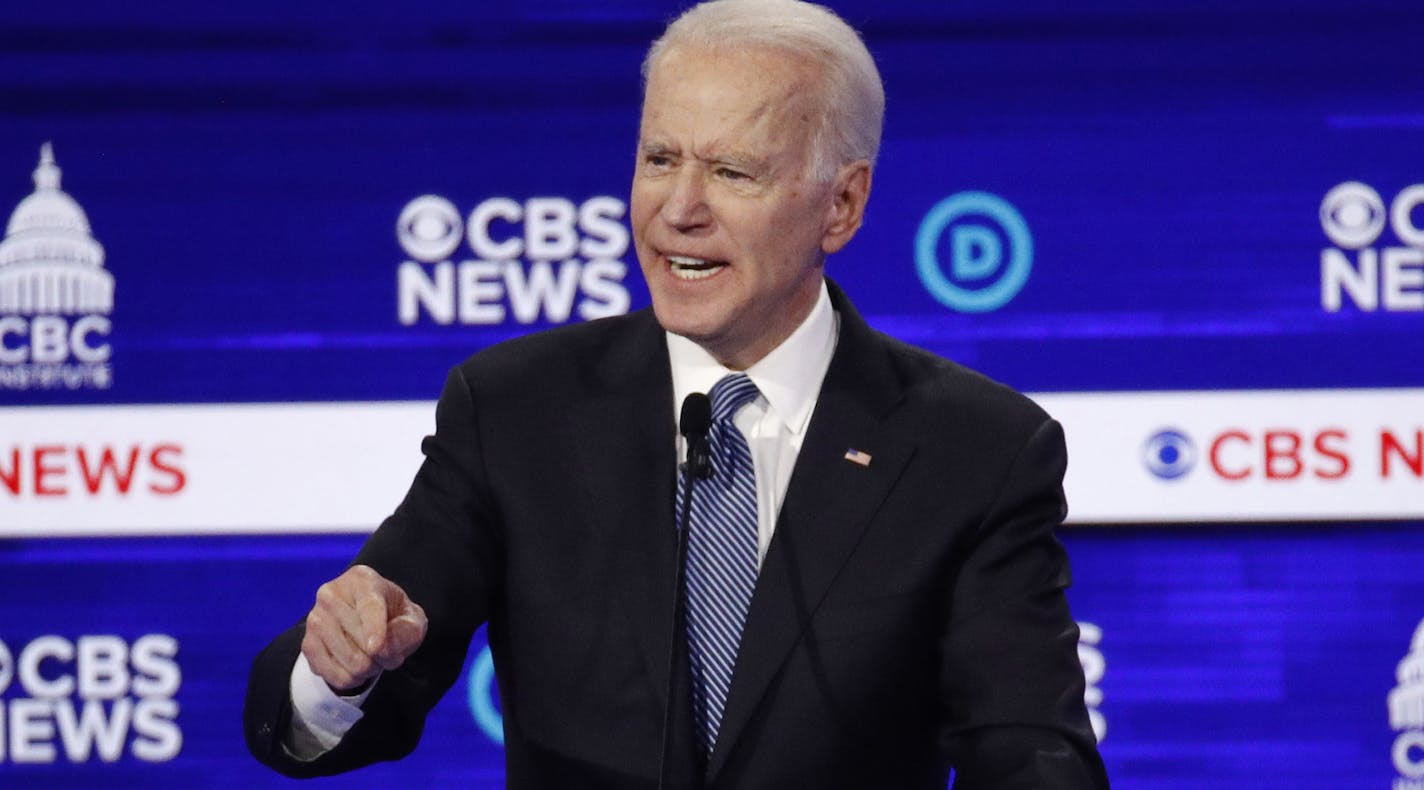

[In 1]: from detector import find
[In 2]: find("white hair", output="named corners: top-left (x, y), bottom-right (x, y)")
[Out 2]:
top-left (642, 0), bottom-right (884, 182)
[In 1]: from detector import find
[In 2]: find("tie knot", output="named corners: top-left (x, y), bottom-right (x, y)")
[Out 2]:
top-left (708, 374), bottom-right (759, 423)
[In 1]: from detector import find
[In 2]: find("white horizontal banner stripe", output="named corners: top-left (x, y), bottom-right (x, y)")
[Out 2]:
top-left (0, 402), bottom-right (429, 537)
top-left (1, 388), bottom-right (1420, 535)
top-left (1033, 388), bottom-right (1424, 524)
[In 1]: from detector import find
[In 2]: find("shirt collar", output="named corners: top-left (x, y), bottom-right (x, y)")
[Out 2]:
top-left (668, 280), bottom-right (837, 436)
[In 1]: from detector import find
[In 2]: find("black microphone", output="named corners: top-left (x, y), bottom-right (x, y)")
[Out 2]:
top-left (680, 393), bottom-right (712, 480)
top-left (659, 393), bottom-right (712, 790)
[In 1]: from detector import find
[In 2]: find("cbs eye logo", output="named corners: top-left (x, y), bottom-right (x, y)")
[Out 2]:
top-left (1143, 429), bottom-right (1197, 481)
top-left (1320, 182), bottom-right (1387, 249)
top-left (397, 195), bottom-right (464, 262)
top-left (915, 191), bottom-right (1033, 314)
top-left (0, 639), bottom-right (12, 692)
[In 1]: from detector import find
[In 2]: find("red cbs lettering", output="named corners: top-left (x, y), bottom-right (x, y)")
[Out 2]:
top-left (148, 444), bottom-right (186, 495)
top-left (2, 443), bottom-right (187, 498)
top-left (1209, 430), bottom-right (1252, 481)
top-left (76, 446), bottom-right (141, 494)
top-left (34, 445), bottom-right (68, 496)
top-left (1263, 431), bottom-right (1304, 480)
top-left (1313, 429), bottom-right (1350, 480)
top-left (1, 447), bottom-right (19, 494)
top-left (1381, 430), bottom-right (1424, 478)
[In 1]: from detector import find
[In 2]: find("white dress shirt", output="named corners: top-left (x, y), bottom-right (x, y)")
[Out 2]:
top-left (286, 280), bottom-right (839, 758)
top-left (668, 281), bottom-right (838, 568)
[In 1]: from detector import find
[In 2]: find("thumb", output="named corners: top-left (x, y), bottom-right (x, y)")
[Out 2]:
top-left (373, 600), bottom-right (428, 671)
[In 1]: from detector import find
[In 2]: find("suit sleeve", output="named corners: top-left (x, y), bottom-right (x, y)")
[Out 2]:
top-left (938, 418), bottom-right (1110, 789)
top-left (244, 365), bottom-right (504, 777)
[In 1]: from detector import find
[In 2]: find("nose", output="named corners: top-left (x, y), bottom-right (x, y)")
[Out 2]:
top-left (660, 165), bottom-right (712, 231)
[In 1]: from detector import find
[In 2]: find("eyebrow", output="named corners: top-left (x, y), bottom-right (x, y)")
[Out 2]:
top-left (707, 151), bottom-right (769, 174)
top-left (639, 141), bottom-right (676, 157)
top-left (637, 139), bottom-right (771, 176)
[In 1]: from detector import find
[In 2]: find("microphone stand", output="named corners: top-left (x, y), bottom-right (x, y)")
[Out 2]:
top-left (658, 395), bottom-right (711, 790)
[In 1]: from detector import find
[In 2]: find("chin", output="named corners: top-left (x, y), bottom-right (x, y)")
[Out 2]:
top-left (651, 307), bottom-right (723, 347)
top-left (656, 315), bottom-right (715, 344)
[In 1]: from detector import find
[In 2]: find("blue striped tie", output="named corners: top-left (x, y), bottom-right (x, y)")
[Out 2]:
top-left (679, 373), bottom-right (761, 754)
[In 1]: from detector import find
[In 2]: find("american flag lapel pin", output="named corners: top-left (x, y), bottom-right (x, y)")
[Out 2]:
top-left (843, 447), bottom-right (872, 467)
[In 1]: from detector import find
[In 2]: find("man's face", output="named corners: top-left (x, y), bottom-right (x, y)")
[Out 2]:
top-left (631, 45), bottom-right (864, 370)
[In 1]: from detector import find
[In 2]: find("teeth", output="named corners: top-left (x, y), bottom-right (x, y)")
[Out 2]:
top-left (668, 255), bottom-right (711, 267)
top-left (667, 254), bottom-right (725, 281)
top-left (673, 265), bottom-right (719, 280)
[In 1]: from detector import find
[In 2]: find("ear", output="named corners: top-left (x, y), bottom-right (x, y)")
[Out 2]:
top-left (820, 160), bottom-right (872, 255)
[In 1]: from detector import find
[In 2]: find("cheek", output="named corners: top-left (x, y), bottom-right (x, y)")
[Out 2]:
top-left (628, 180), bottom-right (658, 226)
top-left (767, 203), bottom-right (829, 255)
top-left (628, 196), bottom-right (650, 232)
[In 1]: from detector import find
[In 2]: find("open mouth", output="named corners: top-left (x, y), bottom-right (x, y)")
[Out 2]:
top-left (668, 254), bottom-right (728, 281)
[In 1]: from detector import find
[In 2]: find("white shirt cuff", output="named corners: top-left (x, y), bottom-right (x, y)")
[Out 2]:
top-left (283, 652), bottom-right (376, 760)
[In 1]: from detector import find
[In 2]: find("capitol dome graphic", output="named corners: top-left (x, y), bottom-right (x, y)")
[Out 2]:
top-left (0, 143), bottom-right (112, 314)
top-left (1391, 618), bottom-right (1424, 730)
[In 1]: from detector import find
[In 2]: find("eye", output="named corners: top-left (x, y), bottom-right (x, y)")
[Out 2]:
top-left (644, 153), bottom-right (674, 169)
top-left (716, 167), bottom-right (749, 181)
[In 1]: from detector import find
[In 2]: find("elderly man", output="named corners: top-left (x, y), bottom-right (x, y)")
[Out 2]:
top-left (245, 1), bottom-right (1108, 787)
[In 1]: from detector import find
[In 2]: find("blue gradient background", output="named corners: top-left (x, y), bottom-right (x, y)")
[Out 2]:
top-left (1, 1), bottom-right (1421, 787)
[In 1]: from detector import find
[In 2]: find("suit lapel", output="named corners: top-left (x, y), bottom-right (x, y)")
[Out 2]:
top-left (565, 313), bottom-right (682, 712)
top-left (707, 285), bottom-right (915, 779)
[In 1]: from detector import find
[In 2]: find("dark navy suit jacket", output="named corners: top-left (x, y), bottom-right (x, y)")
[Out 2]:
top-left (244, 281), bottom-right (1109, 789)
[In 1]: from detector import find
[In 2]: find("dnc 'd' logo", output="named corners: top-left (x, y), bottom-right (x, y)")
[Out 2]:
top-left (915, 191), bottom-right (1033, 314)
top-left (465, 645), bottom-right (503, 746)
top-left (0, 143), bottom-right (113, 391)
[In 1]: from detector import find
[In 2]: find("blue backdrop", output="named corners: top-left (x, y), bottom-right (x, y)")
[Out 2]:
top-left (2, 1), bottom-right (1422, 787)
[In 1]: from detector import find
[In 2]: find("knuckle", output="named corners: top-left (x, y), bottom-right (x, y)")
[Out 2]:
top-left (387, 632), bottom-right (413, 657)
top-left (315, 583), bottom-right (339, 607)
top-left (376, 655), bottom-right (404, 672)
top-left (375, 643), bottom-right (408, 669)
top-left (349, 653), bottom-right (375, 677)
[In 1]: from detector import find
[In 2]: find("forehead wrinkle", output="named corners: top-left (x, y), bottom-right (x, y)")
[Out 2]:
top-left (712, 84), bottom-right (815, 160)
top-left (642, 47), bottom-right (821, 173)
top-left (689, 131), bottom-right (768, 168)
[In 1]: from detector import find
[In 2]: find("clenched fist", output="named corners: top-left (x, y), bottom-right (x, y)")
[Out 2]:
top-left (301, 564), bottom-right (429, 692)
